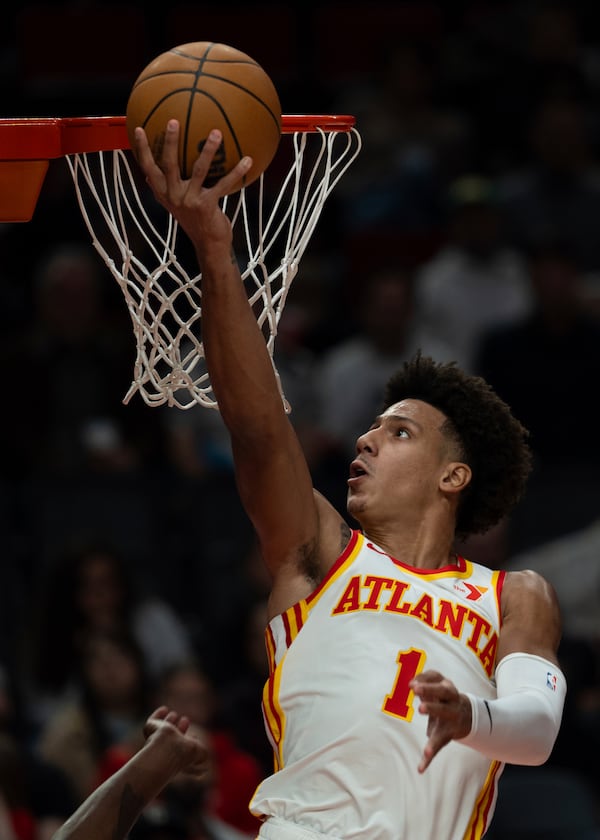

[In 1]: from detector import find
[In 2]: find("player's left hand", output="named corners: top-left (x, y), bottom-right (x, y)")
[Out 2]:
top-left (410, 671), bottom-right (473, 773)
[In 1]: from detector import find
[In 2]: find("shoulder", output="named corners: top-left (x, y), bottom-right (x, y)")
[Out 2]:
top-left (498, 569), bottom-right (563, 663)
top-left (503, 568), bottom-right (559, 604)
top-left (504, 569), bottom-right (554, 595)
top-left (504, 566), bottom-right (553, 587)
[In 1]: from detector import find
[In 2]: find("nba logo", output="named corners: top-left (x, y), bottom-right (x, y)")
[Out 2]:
top-left (547, 672), bottom-right (558, 691)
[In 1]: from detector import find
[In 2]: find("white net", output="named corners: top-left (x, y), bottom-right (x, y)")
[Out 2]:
top-left (65, 121), bottom-right (361, 410)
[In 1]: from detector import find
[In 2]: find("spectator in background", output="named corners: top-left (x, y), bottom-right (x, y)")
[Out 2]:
top-left (413, 175), bottom-right (532, 372)
top-left (496, 94), bottom-right (600, 274)
top-left (0, 734), bottom-right (37, 840)
top-left (51, 706), bottom-right (250, 840)
top-left (220, 596), bottom-right (272, 779)
top-left (331, 39), bottom-right (472, 236)
top-left (0, 242), bottom-right (159, 480)
top-left (159, 332), bottom-right (235, 480)
top-left (506, 517), bottom-right (600, 649)
top-left (154, 663), bottom-right (262, 837)
top-left (20, 540), bottom-right (194, 736)
top-left (161, 297), bottom-right (325, 482)
top-left (315, 263), bottom-right (453, 467)
top-left (0, 662), bottom-right (76, 840)
top-left (98, 661), bottom-right (263, 837)
top-left (128, 719), bottom-right (255, 840)
top-left (474, 239), bottom-right (600, 552)
top-left (271, 302), bottom-right (329, 472)
top-left (35, 628), bottom-right (152, 805)
top-left (452, 1), bottom-right (595, 172)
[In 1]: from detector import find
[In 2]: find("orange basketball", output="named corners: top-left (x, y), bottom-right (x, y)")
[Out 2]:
top-left (126, 42), bottom-right (282, 193)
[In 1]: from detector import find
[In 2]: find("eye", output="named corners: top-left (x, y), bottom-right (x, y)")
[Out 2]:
top-left (396, 427), bottom-right (409, 438)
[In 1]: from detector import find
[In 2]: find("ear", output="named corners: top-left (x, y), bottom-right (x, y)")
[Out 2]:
top-left (440, 462), bottom-right (472, 494)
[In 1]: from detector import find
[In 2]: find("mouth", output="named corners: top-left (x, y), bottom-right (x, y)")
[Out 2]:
top-left (348, 459), bottom-right (368, 484)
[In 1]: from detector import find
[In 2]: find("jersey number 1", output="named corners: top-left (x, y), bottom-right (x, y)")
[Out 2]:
top-left (383, 647), bottom-right (425, 721)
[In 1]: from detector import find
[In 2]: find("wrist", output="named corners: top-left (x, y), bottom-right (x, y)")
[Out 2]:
top-left (142, 725), bottom-right (187, 778)
top-left (195, 239), bottom-right (235, 271)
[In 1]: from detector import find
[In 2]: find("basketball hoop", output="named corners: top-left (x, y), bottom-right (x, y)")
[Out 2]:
top-left (0, 115), bottom-right (361, 411)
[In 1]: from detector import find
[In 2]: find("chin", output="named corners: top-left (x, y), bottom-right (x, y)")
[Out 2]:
top-left (346, 495), bottom-right (365, 520)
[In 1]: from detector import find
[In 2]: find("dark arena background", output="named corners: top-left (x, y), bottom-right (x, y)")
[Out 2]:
top-left (0, 3), bottom-right (599, 837)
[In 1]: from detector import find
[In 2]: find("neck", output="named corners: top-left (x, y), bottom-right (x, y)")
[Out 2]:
top-left (361, 528), bottom-right (457, 570)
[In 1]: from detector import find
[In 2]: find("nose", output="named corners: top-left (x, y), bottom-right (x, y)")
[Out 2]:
top-left (356, 427), bottom-right (377, 454)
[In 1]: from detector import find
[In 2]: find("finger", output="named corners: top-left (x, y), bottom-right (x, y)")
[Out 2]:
top-left (188, 133), bottom-right (253, 196)
top-left (160, 119), bottom-right (182, 176)
top-left (428, 727), bottom-right (452, 757)
top-left (218, 155), bottom-right (253, 195)
top-left (176, 714), bottom-right (191, 734)
top-left (418, 744), bottom-right (434, 774)
top-left (416, 680), bottom-right (460, 713)
top-left (134, 127), bottom-right (162, 176)
top-left (149, 705), bottom-right (169, 721)
top-left (164, 709), bottom-right (180, 725)
top-left (143, 706), bottom-right (169, 738)
top-left (410, 675), bottom-right (445, 695)
top-left (418, 728), bottom-right (452, 773)
top-left (412, 680), bottom-right (456, 707)
top-left (417, 700), bottom-right (459, 721)
top-left (411, 670), bottom-right (444, 686)
top-left (188, 128), bottom-right (225, 182)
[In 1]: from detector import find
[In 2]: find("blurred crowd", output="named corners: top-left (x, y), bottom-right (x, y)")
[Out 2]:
top-left (1, 1), bottom-right (600, 837)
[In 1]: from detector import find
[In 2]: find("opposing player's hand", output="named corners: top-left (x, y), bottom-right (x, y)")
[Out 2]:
top-left (410, 671), bottom-right (473, 773)
top-left (142, 705), bottom-right (210, 779)
top-left (134, 120), bottom-right (252, 249)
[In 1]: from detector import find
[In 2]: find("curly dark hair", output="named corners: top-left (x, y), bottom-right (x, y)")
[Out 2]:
top-left (382, 352), bottom-right (532, 540)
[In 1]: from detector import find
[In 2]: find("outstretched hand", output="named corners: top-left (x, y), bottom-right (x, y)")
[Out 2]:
top-left (410, 671), bottom-right (473, 773)
top-left (134, 120), bottom-right (252, 250)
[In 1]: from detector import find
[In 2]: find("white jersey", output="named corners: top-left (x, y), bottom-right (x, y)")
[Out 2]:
top-left (250, 530), bottom-right (505, 840)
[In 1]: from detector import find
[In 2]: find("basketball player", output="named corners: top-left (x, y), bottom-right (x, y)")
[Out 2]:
top-left (132, 122), bottom-right (566, 839)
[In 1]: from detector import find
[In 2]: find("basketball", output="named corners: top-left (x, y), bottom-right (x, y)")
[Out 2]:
top-left (126, 42), bottom-right (282, 193)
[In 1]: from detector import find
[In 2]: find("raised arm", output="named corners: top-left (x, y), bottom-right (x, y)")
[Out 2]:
top-left (134, 123), bottom-right (346, 606)
top-left (52, 707), bottom-right (209, 840)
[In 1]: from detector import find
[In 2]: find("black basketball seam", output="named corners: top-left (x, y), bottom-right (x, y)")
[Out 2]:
top-left (132, 73), bottom-right (281, 133)
top-left (138, 89), bottom-right (194, 127)
top-left (135, 86), bottom-right (279, 182)
top-left (184, 92), bottom-right (244, 179)
top-left (203, 74), bottom-right (280, 129)
top-left (129, 43), bottom-right (281, 185)
top-left (136, 87), bottom-right (276, 178)
top-left (172, 43), bottom-right (213, 62)
top-left (171, 42), bottom-right (259, 69)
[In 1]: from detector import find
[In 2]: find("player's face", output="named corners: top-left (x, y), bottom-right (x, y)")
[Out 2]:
top-left (347, 399), bottom-right (452, 524)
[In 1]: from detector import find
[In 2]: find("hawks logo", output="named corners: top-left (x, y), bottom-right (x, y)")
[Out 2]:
top-left (454, 581), bottom-right (488, 601)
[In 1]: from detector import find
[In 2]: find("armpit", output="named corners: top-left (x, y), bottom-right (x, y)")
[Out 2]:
top-left (298, 536), bottom-right (321, 585)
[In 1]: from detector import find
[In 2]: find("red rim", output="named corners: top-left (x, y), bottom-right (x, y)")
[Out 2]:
top-left (0, 115), bottom-right (356, 160)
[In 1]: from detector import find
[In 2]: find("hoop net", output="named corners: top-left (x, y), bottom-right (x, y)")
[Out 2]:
top-left (64, 115), bottom-right (361, 411)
